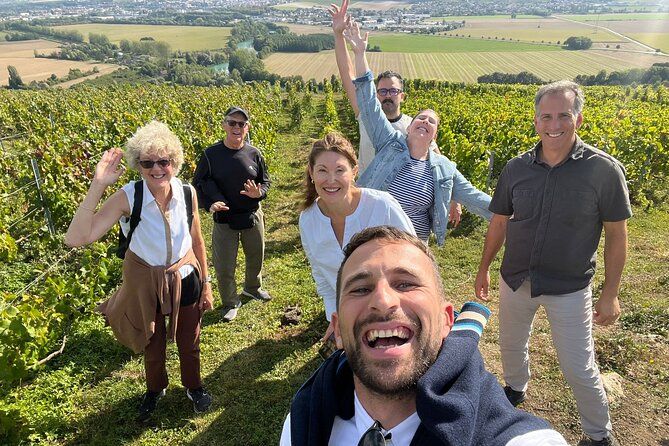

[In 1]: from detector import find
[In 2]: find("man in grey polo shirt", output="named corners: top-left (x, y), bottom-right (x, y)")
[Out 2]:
top-left (474, 80), bottom-right (631, 446)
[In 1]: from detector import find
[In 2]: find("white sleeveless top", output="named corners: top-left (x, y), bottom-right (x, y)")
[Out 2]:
top-left (120, 178), bottom-right (194, 275)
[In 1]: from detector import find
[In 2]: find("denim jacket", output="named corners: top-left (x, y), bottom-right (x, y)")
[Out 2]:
top-left (354, 70), bottom-right (492, 245)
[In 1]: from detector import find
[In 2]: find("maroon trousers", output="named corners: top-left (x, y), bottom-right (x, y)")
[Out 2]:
top-left (144, 302), bottom-right (202, 392)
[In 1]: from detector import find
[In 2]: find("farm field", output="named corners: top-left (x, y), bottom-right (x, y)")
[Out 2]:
top-left (368, 34), bottom-right (561, 52)
top-left (442, 17), bottom-right (624, 44)
top-left (429, 15), bottom-right (544, 21)
top-left (53, 24), bottom-right (232, 51)
top-left (627, 33), bottom-right (669, 52)
top-left (553, 14), bottom-right (669, 51)
top-left (560, 13), bottom-right (669, 22)
top-left (0, 40), bottom-right (118, 86)
top-left (264, 49), bottom-right (669, 82)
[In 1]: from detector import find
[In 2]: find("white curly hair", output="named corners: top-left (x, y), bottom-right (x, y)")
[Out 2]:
top-left (124, 120), bottom-right (184, 174)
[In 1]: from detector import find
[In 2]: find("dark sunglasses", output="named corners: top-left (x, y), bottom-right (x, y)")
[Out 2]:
top-left (138, 159), bottom-right (171, 169)
top-left (376, 88), bottom-right (402, 97)
top-left (357, 421), bottom-right (391, 446)
top-left (225, 119), bottom-right (248, 128)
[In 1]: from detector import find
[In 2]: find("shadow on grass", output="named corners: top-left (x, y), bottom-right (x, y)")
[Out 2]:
top-left (265, 232), bottom-right (302, 259)
top-left (448, 213), bottom-right (486, 238)
top-left (188, 318), bottom-right (326, 446)
top-left (64, 317), bottom-right (326, 445)
top-left (48, 316), bottom-right (133, 385)
top-left (65, 388), bottom-right (202, 445)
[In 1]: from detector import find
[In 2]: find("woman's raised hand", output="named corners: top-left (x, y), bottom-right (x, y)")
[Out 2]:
top-left (94, 148), bottom-right (125, 187)
top-left (329, 0), bottom-right (350, 35)
top-left (342, 19), bottom-right (368, 55)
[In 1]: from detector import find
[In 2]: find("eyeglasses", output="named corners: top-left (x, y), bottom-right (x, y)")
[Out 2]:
top-left (138, 159), bottom-right (171, 169)
top-left (357, 421), bottom-right (392, 446)
top-left (376, 88), bottom-right (402, 97)
top-left (225, 119), bottom-right (248, 128)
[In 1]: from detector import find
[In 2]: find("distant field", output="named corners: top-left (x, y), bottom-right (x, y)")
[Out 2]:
top-left (368, 34), bottom-right (561, 52)
top-left (443, 17), bottom-right (624, 44)
top-left (0, 39), bottom-right (118, 86)
top-left (264, 49), bottom-right (669, 82)
top-left (428, 15), bottom-right (544, 21)
top-left (559, 13), bottom-right (669, 22)
top-left (627, 33), bottom-right (669, 52)
top-left (54, 24), bottom-right (232, 51)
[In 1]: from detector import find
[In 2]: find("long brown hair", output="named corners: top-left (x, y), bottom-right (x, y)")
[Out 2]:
top-left (302, 132), bottom-right (358, 209)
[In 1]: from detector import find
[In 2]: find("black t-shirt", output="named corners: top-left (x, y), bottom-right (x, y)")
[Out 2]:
top-left (192, 141), bottom-right (271, 223)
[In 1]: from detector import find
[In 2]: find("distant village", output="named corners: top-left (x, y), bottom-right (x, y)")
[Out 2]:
top-left (1, 0), bottom-right (663, 35)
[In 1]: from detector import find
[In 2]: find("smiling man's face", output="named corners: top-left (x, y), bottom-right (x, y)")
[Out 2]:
top-left (333, 239), bottom-right (453, 397)
top-left (534, 90), bottom-right (582, 154)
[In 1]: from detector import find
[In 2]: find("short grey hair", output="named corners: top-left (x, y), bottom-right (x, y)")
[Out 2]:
top-left (534, 80), bottom-right (585, 116)
top-left (124, 120), bottom-right (184, 174)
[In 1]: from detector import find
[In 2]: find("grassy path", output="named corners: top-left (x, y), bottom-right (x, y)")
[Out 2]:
top-left (3, 100), bottom-right (668, 445)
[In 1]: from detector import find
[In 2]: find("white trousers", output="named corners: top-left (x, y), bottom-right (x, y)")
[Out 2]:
top-left (499, 278), bottom-right (612, 440)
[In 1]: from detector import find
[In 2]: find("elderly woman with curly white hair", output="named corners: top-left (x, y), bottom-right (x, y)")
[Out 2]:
top-left (65, 120), bottom-right (213, 422)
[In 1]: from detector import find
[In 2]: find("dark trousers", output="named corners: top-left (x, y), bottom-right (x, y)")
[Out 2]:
top-left (144, 274), bottom-right (202, 392)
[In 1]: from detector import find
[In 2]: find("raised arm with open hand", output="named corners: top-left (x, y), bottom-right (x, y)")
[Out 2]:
top-left (94, 147), bottom-right (126, 187)
top-left (342, 20), bottom-right (368, 56)
top-left (329, 0), bottom-right (350, 35)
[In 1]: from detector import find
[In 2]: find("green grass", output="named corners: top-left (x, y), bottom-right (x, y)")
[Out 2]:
top-left (2, 96), bottom-right (668, 445)
top-left (368, 34), bottom-right (561, 52)
top-left (53, 24), bottom-right (232, 51)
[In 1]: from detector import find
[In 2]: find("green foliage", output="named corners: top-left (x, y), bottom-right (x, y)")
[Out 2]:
top-left (0, 83), bottom-right (280, 383)
top-left (320, 80), bottom-right (340, 136)
top-left (7, 65), bottom-right (24, 89)
top-left (564, 36), bottom-right (593, 50)
top-left (477, 71), bottom-right (544, 85)
top-left (402, 82), bottom-right (669, 204)
top-left (0, 233), bottom-right (17, 262)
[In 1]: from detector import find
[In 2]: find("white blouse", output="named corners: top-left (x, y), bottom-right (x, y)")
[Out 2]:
top-left (120, 178), bottom-right (193, 272)
top-left (299, 188), bottom-right (415, 320)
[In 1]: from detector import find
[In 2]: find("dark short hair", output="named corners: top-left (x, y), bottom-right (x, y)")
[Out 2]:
top-left (376, 70), bottom-right (404, 89)
top-left (335, 226), bottom-right (443, 309)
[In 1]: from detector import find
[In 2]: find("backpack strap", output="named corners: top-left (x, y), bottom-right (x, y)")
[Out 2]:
top-left (125, 180), bottom-right (144, 249)
top-left (183, 184), bottom-right (193, 230)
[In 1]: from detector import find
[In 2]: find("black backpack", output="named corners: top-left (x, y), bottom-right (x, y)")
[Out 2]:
top-left (116, 180), bottom-right (194, 259)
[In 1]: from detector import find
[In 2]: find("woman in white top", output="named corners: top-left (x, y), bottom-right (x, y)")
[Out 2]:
top-left (299, 132), bottom-right (415, 342)
top-left (65, 121), bottom-right (213, 422)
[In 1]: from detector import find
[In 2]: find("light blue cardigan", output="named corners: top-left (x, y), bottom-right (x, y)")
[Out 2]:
top-left (354, 70), bottom-right (492, 245)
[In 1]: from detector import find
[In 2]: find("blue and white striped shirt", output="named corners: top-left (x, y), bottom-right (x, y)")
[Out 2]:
top-left (387, 157), bottom-right (434, 241)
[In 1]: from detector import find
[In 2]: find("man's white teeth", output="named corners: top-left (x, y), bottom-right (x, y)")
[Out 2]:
top-left (366, 327), bottom-right (410, 343)
top-left (548, 132), bottom-right (563, 137)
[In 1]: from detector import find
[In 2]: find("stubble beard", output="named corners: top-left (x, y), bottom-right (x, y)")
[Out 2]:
top-left (345, 315), bottom-right (442, 399)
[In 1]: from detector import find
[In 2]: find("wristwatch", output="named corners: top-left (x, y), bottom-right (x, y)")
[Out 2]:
top-left (203, 276), bottom-right (212, 284)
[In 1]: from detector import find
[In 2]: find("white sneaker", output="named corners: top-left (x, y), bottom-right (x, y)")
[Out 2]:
top-left (221, 301), bottom-right (241, 322)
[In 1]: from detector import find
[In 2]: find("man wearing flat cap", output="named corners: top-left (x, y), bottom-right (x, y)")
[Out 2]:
top-left (193, 106), bottom-right (272, 322)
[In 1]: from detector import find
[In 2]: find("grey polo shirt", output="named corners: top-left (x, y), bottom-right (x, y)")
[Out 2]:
top-left (489, 136), bottom-right (632, 297)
